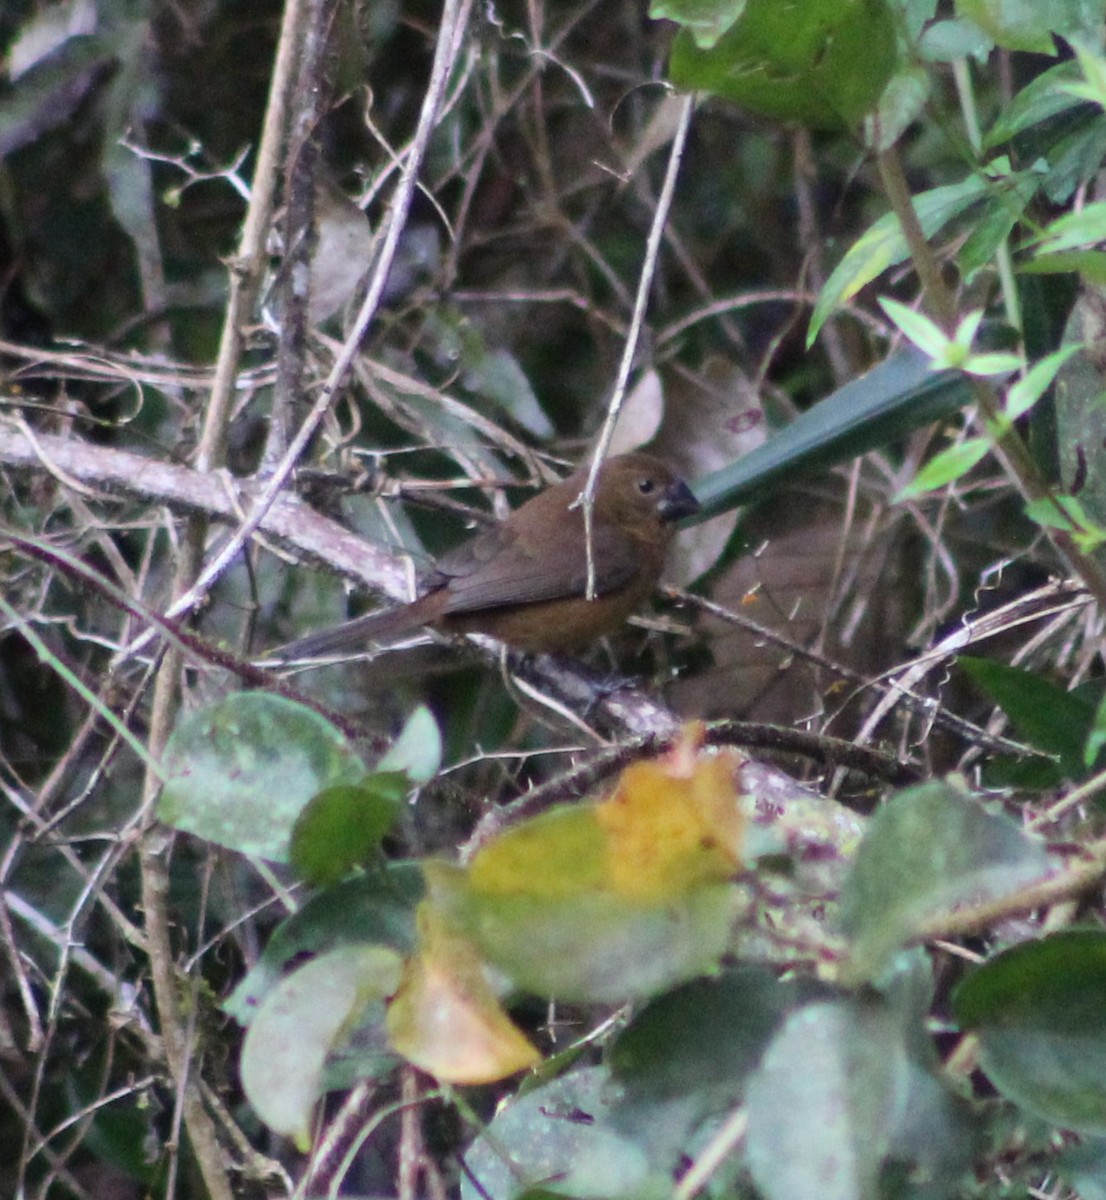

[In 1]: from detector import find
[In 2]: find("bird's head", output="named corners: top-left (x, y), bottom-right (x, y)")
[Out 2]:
top-left (589, 453), bottom-right (701, 534)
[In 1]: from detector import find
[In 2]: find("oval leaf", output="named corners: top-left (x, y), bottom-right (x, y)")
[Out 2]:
top-left (385, 904), bottom-right (539, 1084)
top-left (427, 859), bottom-right (741, 1003)
top-left (650, 0), bottom-right (748, 50)
top-left (159, 693), bottom-right (365, 860)
top-left (954, 931), bottom-right (1106, 1135)
top-left (669, 0), bottom-right (897, 131)
top-left (377, 705), bottom-right (442, 783)
top-left (840, 780), bottom-right (1051, 982)
top-left (959, 0), bottom-right (1095, 54)
top-left (224, 865), bottom-right (422, 1024)
top-left (240, 944), bottom-right (403, 1147)
top-left (462, 1067), bottom-right (652, 1200)
top-left (746, 1000), bottom-right (903, 1200)
top-left (958, 656), bottom-right (1095, 777)
top-left (610, 966), bottom-right (806, 1104)
top-left (423, 732), bottom-right (745, 1002)
top-left (290, 775), bottom-right (406, 886)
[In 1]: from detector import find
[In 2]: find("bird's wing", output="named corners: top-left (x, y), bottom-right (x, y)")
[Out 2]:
top-left (435, 522), bottom-right (641, 614)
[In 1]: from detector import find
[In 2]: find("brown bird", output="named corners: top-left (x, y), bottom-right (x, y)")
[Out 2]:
top-left (279, 452), bottom-right (700, 657)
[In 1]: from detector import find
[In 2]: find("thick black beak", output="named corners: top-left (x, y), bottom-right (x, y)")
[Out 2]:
top-left (658, 478), bottom-right (701, 523)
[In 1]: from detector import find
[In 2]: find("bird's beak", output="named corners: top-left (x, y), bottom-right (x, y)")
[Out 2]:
top-left (658, 479), bottom-right (701, 523)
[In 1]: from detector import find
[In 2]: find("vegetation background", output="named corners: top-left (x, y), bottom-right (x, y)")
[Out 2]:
top-left (4, 0), bottom-right (1106, 1197)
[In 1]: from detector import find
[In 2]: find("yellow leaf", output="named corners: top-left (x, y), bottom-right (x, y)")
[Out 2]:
top-left (466, 723), bottom-right (744, 904)
top-left (595, 725), bottom-right (744, 901)
top-left (417, 725), bottom-right (747, 1003)
top-left (386, 903), bottom-right (540, 1084)
top-left (467, 804), bottom-right (608, 897)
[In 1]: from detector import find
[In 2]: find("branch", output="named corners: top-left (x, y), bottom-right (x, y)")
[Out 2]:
top-left (0, 420), bottom-right (681, 740)
top-left (0, 419), bottom-right (409, 598)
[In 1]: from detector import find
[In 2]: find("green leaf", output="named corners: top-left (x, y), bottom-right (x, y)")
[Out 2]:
top-left (289, 776), bottom-right (407, 886)
top-left (1064, 37), bottom-right (1106, 110)
top-left (896, 437), bottom-right (990, 499)
top-left (895, 0), bottom-right (940, 42)
top-left (668, 0), bottom-right (897, 131)
top-left (321, 997), bottom-right (402, 1094)
top-left (878, 298), bottom-right (949, 358)
top-left (840, 780), bottom-right (1051, 982)
top-left (689, 350), bottom-right (972, 521)
top-left (1021, 249), bottom-right (1106, 283)
top-left (959, 655), bottom-right (1097, 776)
top-left (981, 753), bottom-right (1066, 792)
top-left (810, 176), bottom-right (991, 342)
top-left (985, 61), bottom-right (1087, 146)
top-left (610, 967), bottom-right (807, 1104)
top-left (863, 65), bottom-right (930, 152)
top-left (224, 865), bottom-right (422, 1024)
top-left (1005, 345), bottom-right (1080, 421)
top-left (958, 183), bottom-right (1037, 283)
top-left (962, 350), bottom-right (1023, 376)
top-left (957, 0), bottom-right (1101, 55)
top-left (1024, 494), bottom-right (1106, 552)
top-left (158, 694), bottom-right (366, 860)
top-left (1030, 200), bottom-right (1106, 254)
top-left (954, 931), bottom-right (1106, 1134)
top-left (462, 1067), bottom-right (656, 1200)
top-left (884, 1056), bottom-right (977, 1196)
top-left (952, 307), bottom-right (986, 353)
top-left (649, 0), bottom-right (747, 49)
top-left (230, 709), bottom-right (440, 899)
top-left (747, 958), bottom-right (974, 1200)
top-left (426, 309), bottom-right (553, 439)
top-left (425, 858), bottom-right (741, 1003)
top-left (745, 999), bottom-right (904, 1200)
top-left (240, 944), bottom-right (403, 1147)
top-left (917, 16), bottom-right (994, 62)
top-left (377, 705), bottom-right (441, 782)
top-left (1085, 689), bottom-right (1106, 769)
top-left (1040, 116), bottom-right (1106, 206)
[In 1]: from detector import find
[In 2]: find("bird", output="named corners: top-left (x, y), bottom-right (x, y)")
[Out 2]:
top-left (277, 452), bottom-right (701, 658)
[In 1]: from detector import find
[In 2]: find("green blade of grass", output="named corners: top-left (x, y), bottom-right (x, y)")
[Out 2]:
top-left (688, 349), bottom-right (972, 521)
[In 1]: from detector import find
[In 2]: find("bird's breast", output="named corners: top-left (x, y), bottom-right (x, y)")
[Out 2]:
top-left (439, 576), bottom-right (657, 653)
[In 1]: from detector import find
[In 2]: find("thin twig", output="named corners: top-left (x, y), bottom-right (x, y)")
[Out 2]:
top-left (913, 843), bottom-right (1106, 942)
top-left (199, 0), bottom-right (309, 471)
top-left (119, 0), bottom-right (475, 663)
top-left (579, 91), bottom-right (696, 599)
top-left (674, 1105), bottom-right (747, 1200)
top-left (267, 0), bottom-right (338, 466)
top-left (674, 584), bottom-right (1064, 756)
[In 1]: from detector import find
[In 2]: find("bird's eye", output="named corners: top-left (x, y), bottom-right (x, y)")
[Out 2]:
top-left (637, 478), bottom-right (656, 495)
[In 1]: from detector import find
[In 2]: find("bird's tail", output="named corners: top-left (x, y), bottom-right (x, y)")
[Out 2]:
top-left (269, 601), bottom-right (432, 661)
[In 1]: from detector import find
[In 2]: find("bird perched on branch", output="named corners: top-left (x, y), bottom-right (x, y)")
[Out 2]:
top-left (278, 452), bottom-right (700, 657)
